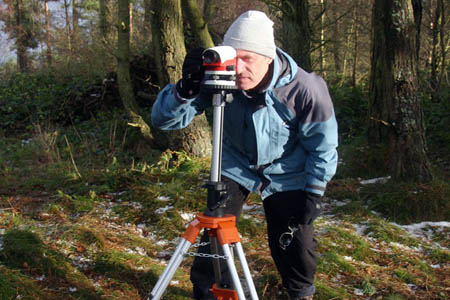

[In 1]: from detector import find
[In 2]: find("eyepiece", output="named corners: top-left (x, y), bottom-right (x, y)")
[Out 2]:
top-left (203, 50), bottom-right (220, 64)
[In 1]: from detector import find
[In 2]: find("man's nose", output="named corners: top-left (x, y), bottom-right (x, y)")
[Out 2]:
top-left (236, 59), bottom-right (244, 73)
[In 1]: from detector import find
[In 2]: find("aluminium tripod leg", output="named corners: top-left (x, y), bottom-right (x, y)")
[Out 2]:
top-left (148, 238), bottom-right (192, 300)
top-left (235, 242), bottom-right (259, 300)
top-left (222, 244), bottom-right (246, 299)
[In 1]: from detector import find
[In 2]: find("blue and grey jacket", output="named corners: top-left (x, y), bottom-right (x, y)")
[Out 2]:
top-left (152, 48), bottom-right (338, 199)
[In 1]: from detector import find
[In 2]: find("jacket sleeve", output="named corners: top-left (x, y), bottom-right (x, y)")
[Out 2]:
top-left (151, 83), bottom-right (210, 130)
top-left (298, 76), bottom-right (338, 196)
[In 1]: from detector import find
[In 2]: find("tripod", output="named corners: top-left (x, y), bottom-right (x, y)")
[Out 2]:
top-left (148, 91), bottom-right (259, 300)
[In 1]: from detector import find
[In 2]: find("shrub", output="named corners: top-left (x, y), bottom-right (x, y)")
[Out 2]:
top-left (0, 71), bottom-right (121, 134)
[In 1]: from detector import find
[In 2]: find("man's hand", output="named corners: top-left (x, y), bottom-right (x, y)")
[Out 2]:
top-left (176, 47), bottom-right (205, 98)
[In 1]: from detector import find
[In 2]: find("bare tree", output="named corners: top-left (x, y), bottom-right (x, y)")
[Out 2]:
top-left (44, 0), bottom-right (52, 67)
top-left (429, 0), bottom-right (447, 101)
top-left (369, 0), bottom-right (432, 182)
top-left (182, 0), bottom-right (214, 48)
top-left (151, 0), bottom-right (212, 157)
top-left (117, 0), bottom-right (153, 142)
top-left (72, 0), bottom-right (79, 49)
top-left (279, 0), bottom-right (312, 71)
top-left (99, 0), bottom-right (111, 42)
top-left (2, 0), bottom-right (40, 72)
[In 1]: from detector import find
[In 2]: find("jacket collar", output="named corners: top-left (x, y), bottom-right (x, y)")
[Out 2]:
top-left (269, 48), bottom-right (298, 89)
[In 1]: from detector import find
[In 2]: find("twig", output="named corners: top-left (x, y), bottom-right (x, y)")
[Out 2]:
top-left (64, 135), bottom-right (82, 179)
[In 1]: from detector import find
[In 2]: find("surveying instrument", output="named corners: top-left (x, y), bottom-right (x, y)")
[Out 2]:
top-left (148, 46), bottom-right (259, 300)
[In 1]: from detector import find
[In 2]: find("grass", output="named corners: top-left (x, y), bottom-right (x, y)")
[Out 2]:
top-left (0, 111), bottom-right (449, 299)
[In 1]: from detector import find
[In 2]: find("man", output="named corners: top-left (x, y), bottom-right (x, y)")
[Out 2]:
top-left (152, 10), bottom-right (338, 300)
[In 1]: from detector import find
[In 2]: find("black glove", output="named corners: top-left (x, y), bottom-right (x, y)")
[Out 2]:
top-left (176, 47), bottom-right (205, 98)
top-left (296, 192), bottom-right (323, 225)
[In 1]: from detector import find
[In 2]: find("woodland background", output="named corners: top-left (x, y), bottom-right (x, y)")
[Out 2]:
top-left (0, 0), bottom-right (449, 299)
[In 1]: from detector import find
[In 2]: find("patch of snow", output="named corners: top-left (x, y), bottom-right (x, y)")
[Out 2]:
top-left (354, 288), bottom-right (364, 296)
top-left (359, 176), bottom-right (391, 185)
top-left (157, 250), bottom-right (173, 258)
top-left (72, 255), bottom-right (93, 270)
top-left (126, 247), bottom-right (146, 256)
top-left (155, 205), bottom-right (173, 215)
top-left (107, 191), bottom-right (126, 196)
top-left (354, 224), bottom-right (368, 236)
top-left (343, 256), bottom-right (354, 262)
top-left (36, 274), bottom-right (45, 281)
top-left (130, 202), bottom-right (143, 209)
top-left (170, 280), bottom-right (179, 285)
top-left (69, 287), bottom-right (77, 292)
top-left (334, 199), bottom-right (351, 207)
top-left (243, 204), bottom-right (259, 211)
top-left (370, 210), bottom-right (382, 216)
top-left (392, 221), bottom-right (450, 249)
top-left (389, 242), bottom-right (413, 251)
top-left (407, 283), bottom-right (417, 294)
top-left (157, 196), bottom-right (171, 201)
top-left (180, 212), bottom-right (196, 221)
top-left (156, 240), bottom-right (169, 247)
top-left (400, 221), bottom-right (450, 237)
top-left (430, 264), bottom-right (440, 269)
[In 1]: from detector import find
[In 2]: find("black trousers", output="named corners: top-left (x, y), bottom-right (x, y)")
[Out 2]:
top-left (190, 177), bottom-right (318, 299)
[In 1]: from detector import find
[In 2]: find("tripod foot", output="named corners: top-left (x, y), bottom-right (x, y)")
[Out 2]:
top-left (211, 283), bottom-right (239, 300)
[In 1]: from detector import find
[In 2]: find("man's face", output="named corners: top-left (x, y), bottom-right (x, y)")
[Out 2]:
top-left (235, 49), bottom-right (273, 91)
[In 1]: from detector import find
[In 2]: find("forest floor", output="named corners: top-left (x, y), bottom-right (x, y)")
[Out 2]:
top-left (0, 114), bottom-right (449, 300)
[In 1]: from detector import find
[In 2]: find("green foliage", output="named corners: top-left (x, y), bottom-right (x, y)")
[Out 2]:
top-left (361, 180), bottom-right (450, 224)
top-left (0, 267), bottom-right (48, 300)
top-left (329, 81), bottom-right (368, 144)
top-left (56, 190), bottom-right (98, 214)
top-left (2, 0), bottom-right (40, 49)
top-left (334, 137), bottom-right (390, 179)
top-left (0, 71), bottom-right (106, 133)
top-left (0, 72), bottom-right (82, 131)
top-left (393, 267), bottom-right (416, 284)
top-left (1, 229), bottom-right (57, 272)
top-left (424, 84), bottom-right (450, 157)
top-left (361, 278), bottom-right (377, 296)
top-left (0, 102), bottom-right (448, 299)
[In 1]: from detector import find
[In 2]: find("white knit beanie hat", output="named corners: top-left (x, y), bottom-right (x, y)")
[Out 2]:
top-left (223, 10), bottom-right (276, 59)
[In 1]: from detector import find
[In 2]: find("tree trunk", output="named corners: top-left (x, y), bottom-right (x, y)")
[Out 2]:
top-left (44, 0), bottom-right (52, 67)
top-left (15, 0), bottom-right (28, 72)
top-left (117, 0), bottom-right (153, 142)
top-left (318, 0), bottom-right (326, 74)
top-left (99, 0), bottom-right (111, 41)
top-left (351, 0), bottom-right (359, 86)
top-left (129, 1), bottom-right (133, 41)
top-left (369, 0), bottom-right (432, 182)
top-left (437, 0), bottom-right (447, 95)
top-left (281, 0), bottom-right (312, 71)
top-left (151, 0), bottom-right (212, 157)
top-left (72, 0), bottom-right (79, 45)
top-left (182, 0), bottom-right (214, 48)
top-left (341, 22), bottom-right (353, 81)
top-left (429, 0), bottom-right (446, 102)
top-left (64, 0), bottom-right (72, 52)
top-left (411, 0), bottom-right (422, 60)
top-left (330, 0), bottom-right (342, 74)
top-left (143, 0), bottom-right (151, 43)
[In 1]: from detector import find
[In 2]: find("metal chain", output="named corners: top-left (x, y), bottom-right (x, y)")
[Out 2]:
top-left (184, 241), bottom-right (228, 259)
top-left (192, 241), bottom-right (210, 247)
top-left (184, 251), bottom-right (228, 259)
